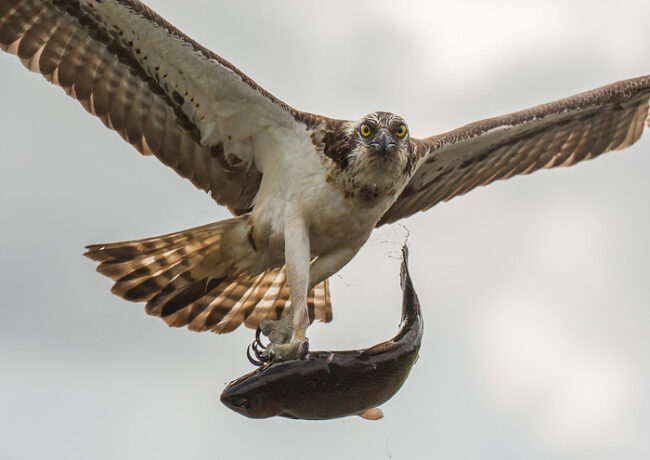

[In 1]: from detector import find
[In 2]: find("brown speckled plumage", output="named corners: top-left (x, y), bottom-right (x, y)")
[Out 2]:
top-left (380, 76), bottom-right (650, 224)
top-left (1, 0), bottom-right (647, 337)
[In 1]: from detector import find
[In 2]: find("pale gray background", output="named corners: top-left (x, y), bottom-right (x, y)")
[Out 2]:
top-left (1, 1), bottom-right (648, 459)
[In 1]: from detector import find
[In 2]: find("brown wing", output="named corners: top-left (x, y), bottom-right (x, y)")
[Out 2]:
top-left (380, 76), bottom-right (650, 225)
top-left (0, 0), bottom-right (318, 214)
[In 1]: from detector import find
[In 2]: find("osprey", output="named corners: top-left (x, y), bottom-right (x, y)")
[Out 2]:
top-left (1, 0), bottom-right (648, 360)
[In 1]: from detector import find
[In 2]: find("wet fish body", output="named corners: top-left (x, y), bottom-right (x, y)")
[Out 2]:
top-left (220, 247), bottom-right (422, 420)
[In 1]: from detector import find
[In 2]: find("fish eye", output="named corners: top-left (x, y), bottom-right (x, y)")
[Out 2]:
top-left (395, 125), bottom-right (407, 138)
top-left (360, 124), bottom-right (372, 137)
top-left (234, 397), bottom-right (251, 409)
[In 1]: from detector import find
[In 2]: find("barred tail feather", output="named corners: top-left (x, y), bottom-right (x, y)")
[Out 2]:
top-left (85, 219), bottom-right (235, 303)
top-left (84, 217), bottom-right (333, 333)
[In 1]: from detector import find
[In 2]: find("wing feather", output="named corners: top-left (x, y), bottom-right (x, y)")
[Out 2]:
top-left (380, 76), bottom-right (650, 225)
top-left (0, 0), bottom-right (325, 214)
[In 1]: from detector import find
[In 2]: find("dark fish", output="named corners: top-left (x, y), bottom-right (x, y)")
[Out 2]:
top-left (220, 246), bottom-right (422, 420)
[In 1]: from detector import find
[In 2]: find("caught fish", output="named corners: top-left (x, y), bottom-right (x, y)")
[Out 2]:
top-left (220, 246), bottom-right (423, 420)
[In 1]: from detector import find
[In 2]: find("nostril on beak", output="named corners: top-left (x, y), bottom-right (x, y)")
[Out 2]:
top-left (377, 130), bottom-right (395, 153)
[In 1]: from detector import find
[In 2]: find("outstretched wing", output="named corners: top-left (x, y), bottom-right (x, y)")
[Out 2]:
top-left (0, 0), bottom-right (318, 214)
top-left (380, 76), bottom-right (650, 225)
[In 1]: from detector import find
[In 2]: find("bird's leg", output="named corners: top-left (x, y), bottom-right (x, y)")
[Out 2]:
top-left (307, 245), bottom-right (360, 290)
top-left (258, 230), bottom-right (361, 362)
top-left (259, 210), bottom-right (311, 361)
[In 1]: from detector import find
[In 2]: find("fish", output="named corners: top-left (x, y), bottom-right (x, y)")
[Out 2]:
top-left (220, 245), bottom-right (423, 420)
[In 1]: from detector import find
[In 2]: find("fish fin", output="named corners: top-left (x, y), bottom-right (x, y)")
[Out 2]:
top-left (358, 408), bottom-right (384, 421)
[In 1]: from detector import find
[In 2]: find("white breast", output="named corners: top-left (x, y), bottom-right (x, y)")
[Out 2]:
top-left (250, 124), bottom-right (389, 256)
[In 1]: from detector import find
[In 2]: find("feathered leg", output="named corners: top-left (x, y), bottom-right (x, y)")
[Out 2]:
top-left (259, 209), bottom-right (311, 360)
top-left (259, 209), bottom-right (360, 360)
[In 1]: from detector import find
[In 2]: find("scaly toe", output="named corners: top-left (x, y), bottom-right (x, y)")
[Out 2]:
top-left (262, 337), bottom-right (309, 362)
top-left (259, 319), bottom-right (274, 337)
top-left (259, 318), bottom-right (294, 345)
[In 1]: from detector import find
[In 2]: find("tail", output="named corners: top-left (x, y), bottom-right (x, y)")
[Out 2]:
top-left (84, 217), bottom-right (332, 333)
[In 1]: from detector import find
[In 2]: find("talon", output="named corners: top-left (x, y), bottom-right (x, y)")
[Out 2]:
top-left (251, 338), bottom-right (266, 360)
top-left (254, 326), bottom-right (266, 350)
top-left (246, 344), bottom-right (264, 366)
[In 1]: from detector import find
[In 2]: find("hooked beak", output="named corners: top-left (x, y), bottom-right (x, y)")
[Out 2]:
top-left (371, 129), bottom-right (396, 155)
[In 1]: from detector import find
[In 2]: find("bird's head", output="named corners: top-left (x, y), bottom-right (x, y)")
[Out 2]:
top-left (315, 111), bottom-right (417, 199)
top-left (343, 111), bottom-right (414, 196)
top-left (353, 111), bottom-right (410, 158)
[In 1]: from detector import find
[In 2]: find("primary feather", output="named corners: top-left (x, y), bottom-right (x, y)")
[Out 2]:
top-left (1, 0), bottom-right (647, 338)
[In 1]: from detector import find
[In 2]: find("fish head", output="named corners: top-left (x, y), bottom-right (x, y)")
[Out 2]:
top-left (220, 370), bottom-right (284, 418)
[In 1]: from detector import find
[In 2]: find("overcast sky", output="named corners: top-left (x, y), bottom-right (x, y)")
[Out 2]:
top-left (0, 1), bottom-right (648, 459)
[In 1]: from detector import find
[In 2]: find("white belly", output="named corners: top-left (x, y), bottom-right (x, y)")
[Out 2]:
top-left (303, 180), bottom-right (386, 254)
top-left (249, 126), bottom-right (390, 259)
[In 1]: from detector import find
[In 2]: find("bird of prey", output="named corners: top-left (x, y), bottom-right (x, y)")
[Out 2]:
top-left (1, 0), bottom-right (648, 360)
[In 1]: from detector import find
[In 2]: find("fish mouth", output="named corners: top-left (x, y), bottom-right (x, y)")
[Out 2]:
top-left (220, 383), bottom-right (254, 415)
top-left (220, 393), bottom-right (251, 411)
top-left (220, 385), bottom-right (284, 419)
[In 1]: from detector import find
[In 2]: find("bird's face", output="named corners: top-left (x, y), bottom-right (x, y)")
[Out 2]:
top-left (355, 111), bottom-right (410, 159)
top-left (345, 112), bottom-right (413, 195)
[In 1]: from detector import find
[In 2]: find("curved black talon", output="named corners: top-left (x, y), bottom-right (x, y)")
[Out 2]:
top-left (254, 326), bottom-right (266, 350)
top-left (251, 338), bottom-right (266, 360)
top-left (246, 344), bottom-right (264, 366)
top-left (247, 326), bottom-right (273, 366)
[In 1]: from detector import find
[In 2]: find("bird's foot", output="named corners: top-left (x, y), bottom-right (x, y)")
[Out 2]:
top-left (260, 315), bottom-right (294, 345)
top-left (264, 337), bottom-right (309, 362)
top-left (247, 324), bottom-right (309, 366)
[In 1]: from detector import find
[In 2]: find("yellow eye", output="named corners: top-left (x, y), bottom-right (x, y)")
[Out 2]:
top-left (360, 124), bottom-right (372, 137)
top-left (395, 125), bottom-right (407, 138)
